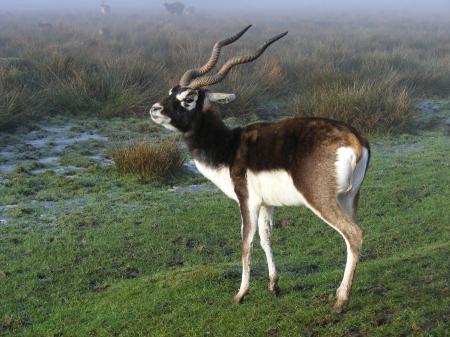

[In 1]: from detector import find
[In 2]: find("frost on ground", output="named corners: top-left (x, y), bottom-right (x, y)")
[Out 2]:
top-left (0, 121), bottom-right (110, 174)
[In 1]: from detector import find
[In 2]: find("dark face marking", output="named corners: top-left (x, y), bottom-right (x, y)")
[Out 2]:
top-left (150, 86), bottom-right (207, 133)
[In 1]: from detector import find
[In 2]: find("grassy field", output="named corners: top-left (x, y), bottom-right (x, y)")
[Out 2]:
top-left (1, 10), bottom-right (450, 337)
top-left (1, 100), bottom-right (449, 336)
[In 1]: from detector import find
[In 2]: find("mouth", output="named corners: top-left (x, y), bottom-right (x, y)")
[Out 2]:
top-left (150, 111), bottom-right (178, 131)
top-left (150, 110), bottom-right (169, 124)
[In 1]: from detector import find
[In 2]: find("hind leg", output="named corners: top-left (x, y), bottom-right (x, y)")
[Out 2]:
top-left (258, 206), bottom-right (279, 294)
top-left (338, 190), bottom-right (360, 221)
top-left (307, 202), bottom-right (363, 312)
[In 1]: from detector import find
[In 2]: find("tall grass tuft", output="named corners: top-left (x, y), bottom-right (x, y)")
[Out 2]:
top-left (0, 87), bottom-right (30, 130)
top-left (289, 79), bottom-right (414, 134)
top-left (111, 140), bottom-right (185, 181)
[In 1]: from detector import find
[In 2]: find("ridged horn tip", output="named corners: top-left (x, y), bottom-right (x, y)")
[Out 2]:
top-left (268, 31), bottom-right (288, 43)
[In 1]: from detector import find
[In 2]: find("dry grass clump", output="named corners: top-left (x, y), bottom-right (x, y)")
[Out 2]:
top-left (111, 140), bottom-right (185, 181)
top-left (0, 87), bottom-right (30, 130)
top-left (290, 79), bottom-right (414, 135)
top-left (0, 64), bottom-right (32, 130)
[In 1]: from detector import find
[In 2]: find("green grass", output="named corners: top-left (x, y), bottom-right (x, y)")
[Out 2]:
top-left (1, 10), bottom-right (450, 337)
top-left (0, 112), bottom-right (449, 336)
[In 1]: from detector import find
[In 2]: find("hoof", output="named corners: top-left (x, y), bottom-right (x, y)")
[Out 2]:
top-left (332, 300), bottom-right (347, 314)
top-left (332, 305), bottom-right (343, 314)
top-left (269, 276), bottom-right (280, 295)
top-left (269, 283), bottom-right (280, 296)
top-left (233, 292), bottom-right (246, 304)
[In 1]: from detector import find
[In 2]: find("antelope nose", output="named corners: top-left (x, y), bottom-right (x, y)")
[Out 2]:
top-left (150, 103), bottom-right (163, 115)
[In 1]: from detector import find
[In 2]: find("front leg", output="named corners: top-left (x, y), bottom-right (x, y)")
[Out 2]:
top-left (258, 206), bottom-right (279, 294)
top-left (234, 197), bottom-right (260, 304)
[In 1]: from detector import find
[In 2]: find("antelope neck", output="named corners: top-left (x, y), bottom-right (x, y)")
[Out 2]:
top-left (183, 113), bottom-right (241, 168)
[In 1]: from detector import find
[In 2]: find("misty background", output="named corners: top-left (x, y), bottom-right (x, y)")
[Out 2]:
top-left (1, 0), bottom-right (450, 15)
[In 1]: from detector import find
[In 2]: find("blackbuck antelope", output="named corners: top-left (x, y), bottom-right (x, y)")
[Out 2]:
top-left (150, 25), bottom-right (370, 313)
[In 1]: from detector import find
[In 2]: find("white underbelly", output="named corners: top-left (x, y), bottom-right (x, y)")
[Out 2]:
top-left (247, 170), bottom-right (307, 207)
top-left (195, 160), bottom-right (306, 207)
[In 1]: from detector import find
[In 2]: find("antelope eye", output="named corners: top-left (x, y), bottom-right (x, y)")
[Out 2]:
top-left (184, 98), bottom-right (194, 104)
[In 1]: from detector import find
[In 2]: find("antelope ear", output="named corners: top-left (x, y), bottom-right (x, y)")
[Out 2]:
top-left (206, 92), bottom-right (236, 104)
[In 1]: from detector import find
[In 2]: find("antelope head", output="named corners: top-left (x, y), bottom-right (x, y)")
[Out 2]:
top-left (150, 25), bottom-right (288, 132)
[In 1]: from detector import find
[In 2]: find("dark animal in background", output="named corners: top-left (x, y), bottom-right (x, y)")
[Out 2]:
top-left (150, 25), bottom-right (370, 313)
top-left (163, 1), bottom-right (185, 15)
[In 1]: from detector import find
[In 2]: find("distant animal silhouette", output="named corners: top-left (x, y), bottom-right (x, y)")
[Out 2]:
top-left (163, 1), bottom-right (185, 15)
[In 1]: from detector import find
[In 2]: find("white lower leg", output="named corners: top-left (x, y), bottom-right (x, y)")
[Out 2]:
top-left (235, 202), bottom-right (259, 303)
top-left (335, 238), bottom-right (359, 312)
top-left (258, 207), bottom-right (278, 291)
top-left (337, 240), bottom-right (355, 300)
top-left (235, 247), bottom-right (251, 300)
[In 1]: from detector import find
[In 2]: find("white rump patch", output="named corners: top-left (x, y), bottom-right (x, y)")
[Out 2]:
top-left (335, 146), bottom-right (369, 195)
top-left (247, 170), bottom-right (307, 207)
top-left (335, 147), bottom-right (357, 194)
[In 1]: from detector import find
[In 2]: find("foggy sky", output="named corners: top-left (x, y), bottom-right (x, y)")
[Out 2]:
top-left (1, 0), bottom-right (449, 13)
